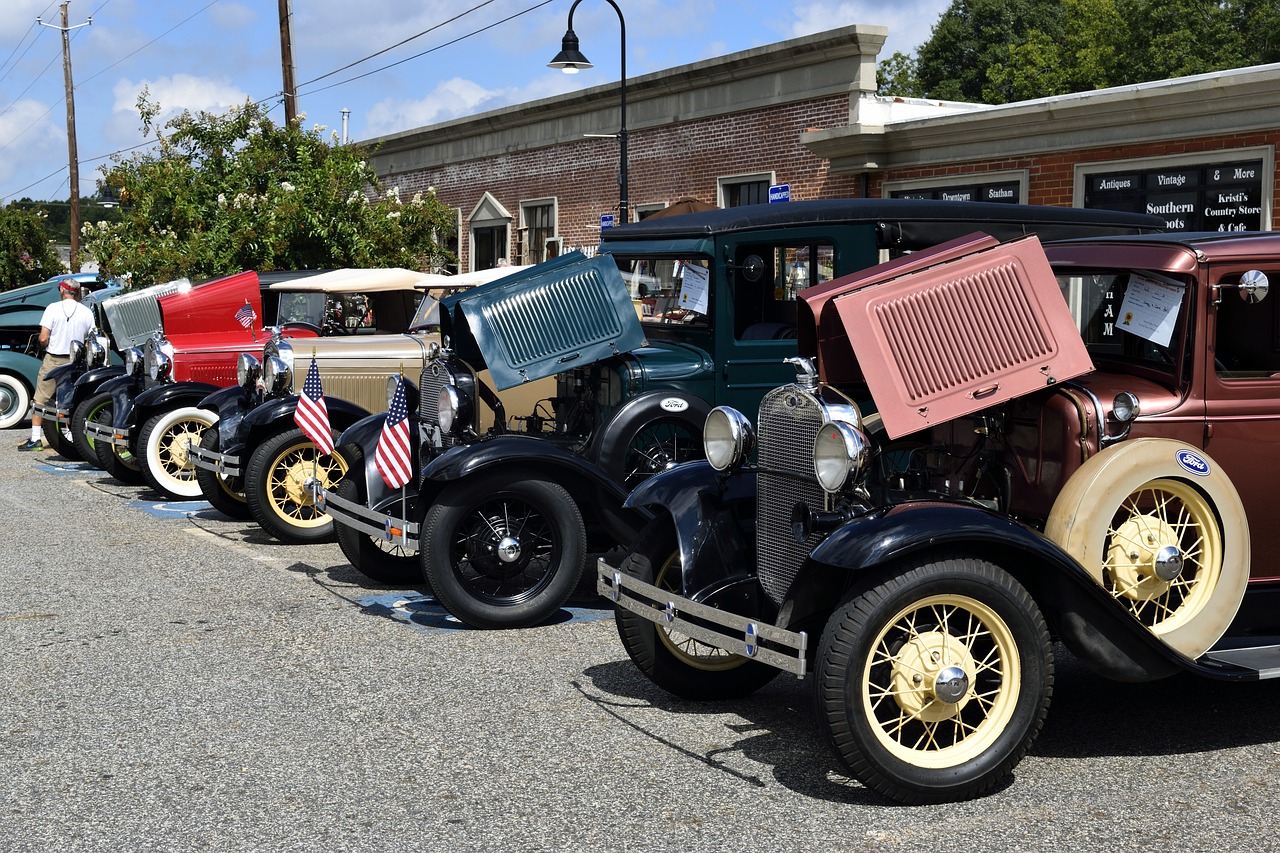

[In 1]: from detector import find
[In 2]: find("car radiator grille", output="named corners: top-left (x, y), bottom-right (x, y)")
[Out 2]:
top-left (418, 357), bottom-right (465, 450)
top-left (756, 384), bottom-right (828, 606)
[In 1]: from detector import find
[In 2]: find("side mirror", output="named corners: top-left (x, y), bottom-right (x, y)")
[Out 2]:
top-left (1238, 269), bottom-right (1269, 303)
top-left (726, 254), bottom-right (766, 283)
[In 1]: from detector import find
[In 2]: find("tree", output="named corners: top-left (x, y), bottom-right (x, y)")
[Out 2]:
top-left (82, 94), bottom-right (457, 286)
top-left (880, 0), bottom-right (1280, 104)
top-left (0, 205), bottom-right (64, 291)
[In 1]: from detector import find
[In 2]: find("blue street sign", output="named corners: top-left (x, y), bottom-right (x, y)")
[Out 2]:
top-left (768, 183), bottom-right (791, 203)
top-left (600, 213), bottom-right (616, 229)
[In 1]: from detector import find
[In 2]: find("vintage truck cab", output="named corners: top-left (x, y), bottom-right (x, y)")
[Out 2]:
top-left (320, 199), bottom-right (1164, 630)
top-left (599, 230), bottom-right (1280, 805)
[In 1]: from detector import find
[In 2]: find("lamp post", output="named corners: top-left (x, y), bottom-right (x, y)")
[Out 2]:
top-left (548, 0), bottom-right (628, 224)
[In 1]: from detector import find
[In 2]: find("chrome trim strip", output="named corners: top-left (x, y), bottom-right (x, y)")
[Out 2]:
top-left (596, 558), bottom-right (808, 678)
top-left (319, 487), bottom-right (420, 549)
top-left (188, 444), bottom-right (241, 477)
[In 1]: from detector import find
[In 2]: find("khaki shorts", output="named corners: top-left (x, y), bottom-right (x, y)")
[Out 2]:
top-left (34, 352), bottom-right (72, 407)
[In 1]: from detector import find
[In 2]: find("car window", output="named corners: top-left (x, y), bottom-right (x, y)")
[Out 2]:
top-left (1058, 270), bottom-right (1189, 374)
top-left (614, 256), bottom-right (711, 329)
top-left (733, 242), bottom-right (833, 341)
top-left (1213, 269), bottom-right (1280, 380)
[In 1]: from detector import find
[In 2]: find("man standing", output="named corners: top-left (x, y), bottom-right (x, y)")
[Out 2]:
top-left (20, 279), bottom-right (95, 451)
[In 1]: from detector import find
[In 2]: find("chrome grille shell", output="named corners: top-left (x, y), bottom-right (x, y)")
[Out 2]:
top-left (756, 383), bottom-right (830, 605)
top-left (418, 354), bottom-right (475, 452)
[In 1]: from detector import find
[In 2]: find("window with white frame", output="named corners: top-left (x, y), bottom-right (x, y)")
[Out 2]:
top-left (719, 172), bottom-right (775, 208)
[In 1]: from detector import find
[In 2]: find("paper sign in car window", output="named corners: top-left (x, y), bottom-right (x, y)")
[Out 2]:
top-left (1117, 273), bottom-right (1182, 347)
top-left (677, 263), bottom-right (709, 315)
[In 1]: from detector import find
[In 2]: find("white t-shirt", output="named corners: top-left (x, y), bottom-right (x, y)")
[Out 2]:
top-left (39, 298), bottom-right (95, 356)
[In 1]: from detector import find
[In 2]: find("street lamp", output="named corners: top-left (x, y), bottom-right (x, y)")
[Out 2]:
top-left (548, 0), bottom-right (628, 224)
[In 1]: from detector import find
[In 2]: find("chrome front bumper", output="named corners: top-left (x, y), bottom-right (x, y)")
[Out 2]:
top-left (596, 557), bottom-right (809, 678)
top-left (33, 403), bottom-right (69, 425)
top-left (189, 443), bottom-right (240, 477)
top-left (316, 485), bottom-right (419, 550)
top-left (84, 420), bottom-right (129, 447)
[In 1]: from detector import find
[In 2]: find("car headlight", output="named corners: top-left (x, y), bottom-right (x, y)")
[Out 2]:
top-left (124, 347), bottom-right (144, 377)
top-left (237, 353), bottom-right (262, 389)
top-left (147, 348), bottom-right (172, 381)
top-left (263, 355), bottom-right (292, 395)
top-left (814, 420), bottom-right (870, 494)
top-left (704, 406), bottom-right (754, 471)
top-left (70, 339), bottom-right (84, 363)
top-left (437, 384), bottom-right (471, 435)
top-left (85, 332), bottom-right (107, 367)
top-left (1112, 391), bottom-right (1140, 423)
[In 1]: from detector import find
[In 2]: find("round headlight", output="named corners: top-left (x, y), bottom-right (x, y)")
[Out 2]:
top-left (148, 348), bottom-right (172, 381)
top-left (814, 420), bottom-right (870, 494)
top-left (704, 406), bottom-right (754, 471)
top-left (85, 333), bottom-right (107, 367)
top-left (124, 347), bottom-right (144, 377)
top-left (1112, 391), bottom-right (1140, 423)
top-left (387, 375), bottom-right (403, 409)
top-left (70, 339), bottom-right (84, 363)
top-left (263, 355), bottom-right (292, 395)
top-left (437, 384), bottom-right (471, 434)
top-left (237, 353), bottom-right (262, 389)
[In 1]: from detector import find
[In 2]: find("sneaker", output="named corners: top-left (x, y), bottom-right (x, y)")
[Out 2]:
top-left (17, 440), bottom-right (43, 452)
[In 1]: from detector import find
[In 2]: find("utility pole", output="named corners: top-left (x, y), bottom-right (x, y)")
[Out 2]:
top-left (278, 0), bottom-right (298, 125)
top-left (38, 3), bottom-right (91, 272)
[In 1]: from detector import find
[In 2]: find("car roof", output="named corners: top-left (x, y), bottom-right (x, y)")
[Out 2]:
top-left (268, 267), bottom-right (437, 293)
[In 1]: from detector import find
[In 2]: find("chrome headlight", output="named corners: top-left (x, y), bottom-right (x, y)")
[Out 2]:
top-left (437, 384), bottom-right (471, 435)
top-left (70, 339), bottom-right (84, 363)
top-left (124, 347), bottom-right (144, 377)
top-left (704, 406), bottom-right (754, 471)
top-left (85, 331), bottom-right (108, 367)
top-left (237, 353), bottom-right (263, 389)
top-left (1112, 391), bottom-right (1140, 423)
top-left (266, 337), bottom-right (295, 381)
top-left (147, 347), bottom-right (172, 381)
top-left (814, 420), bottom-right (870, 494)
top-left (263, 355), bottom-right (292, 395)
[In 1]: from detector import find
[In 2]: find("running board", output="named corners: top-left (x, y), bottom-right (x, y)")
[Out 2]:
top-left (1200, 643), bottom-right (1280, 680)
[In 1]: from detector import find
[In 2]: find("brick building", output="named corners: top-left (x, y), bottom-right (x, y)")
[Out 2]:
top-left (364, 23), bottom-right (1279, 272)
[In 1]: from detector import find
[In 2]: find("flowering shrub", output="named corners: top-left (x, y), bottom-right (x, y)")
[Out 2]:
top-left (0, 206), bottom-right (64, 290)
top-left (82, 95), bottom-right (456, 286)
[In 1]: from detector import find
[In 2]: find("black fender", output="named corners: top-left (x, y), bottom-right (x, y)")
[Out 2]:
top-left (422, 435), bottom-right (649, 547)
top-left (130, 381), bottom-right (221, 436)
top-left (103, 375), bottom-right (143, 431)
top-left (48, 362), bottom-right (83, 411)
top-left (73, 364), bottom-right (124, 395)
top-left (335, 411), bottom-right (409, 512)
top-left (624, 460), bottom-right (760, 602)
top-left (589, 389), bottom-right (712, 478)
top-left (798, 501), bottom-right (1196, 682)
top-left (237, 394), bottom-right (372, 457)
top-left (197, 385), bottom-right (259, 451)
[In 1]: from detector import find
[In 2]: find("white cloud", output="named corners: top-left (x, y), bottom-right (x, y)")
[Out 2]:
top-left (111, 74), bottom-right (252, 122)
top-left (790, 0), bottom-right (951, 58)
top-left (361, 72), bottom-right (583, 139)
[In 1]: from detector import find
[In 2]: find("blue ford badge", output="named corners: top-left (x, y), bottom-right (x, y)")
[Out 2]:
top-left (1175, 449), bottom-right (1210, 477)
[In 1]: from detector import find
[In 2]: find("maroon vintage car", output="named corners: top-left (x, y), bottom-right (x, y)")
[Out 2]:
top-left (599, 230), bottom-right (1280, 804)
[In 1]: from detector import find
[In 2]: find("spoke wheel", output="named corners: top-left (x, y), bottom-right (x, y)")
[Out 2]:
top-left (619, 418), bottom-right (702, 490)
top-left (422, 471), bottom-right (585, 629)
top-left (193, 428), bottom-right (251, 520)
top-left (333, 445), bottom-right (421, 585)
top-left (140, 406), bottom-right (215, 499)
top-left (817, 555), bottom-right (1052, 805)
top-left (41, 415), bottom-right (77, 459)
top-left (245, 427), bottom-right (346, 544)
top-left (0, 373), bottom-right (31, 431)
top-left (615, 519), bottom-right (777, 700)
top-left (73, 390), bottom-right (112, 466)
top-left (96, 422), bottom-right (144, 486)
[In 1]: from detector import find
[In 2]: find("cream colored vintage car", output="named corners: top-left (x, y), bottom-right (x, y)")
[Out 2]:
top-left (189, 265), bottom-right (543, 545)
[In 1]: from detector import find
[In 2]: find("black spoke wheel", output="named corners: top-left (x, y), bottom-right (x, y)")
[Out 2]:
top-left (193, 428), bottom-right (251, 520)
top-left (618, 417), bottom-right (703, 490)
top-left (244, 427), bottom-right (346, 544)
top-left (333, 444), bottom-right (422, 585)
top-left (421, 471), bottom-right (585, 629)
top-left (41, 414), bottom-right (78, 459)
top-left (816, 555), bottom-right (1053, 805)
top-left (73, 390), bottom-right (112, 466)
top-left (615, 518), bottom-right (778, 700)
top-left (96, 423), bottom-right (144, 486)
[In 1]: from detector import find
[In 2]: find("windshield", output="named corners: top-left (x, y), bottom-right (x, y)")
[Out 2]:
top-left (613, 255), bottom-right (712, 329)
top-left (1057, 269), bottom-right (1189, 373)
top-left (276, 291), bottom-right (377, 334)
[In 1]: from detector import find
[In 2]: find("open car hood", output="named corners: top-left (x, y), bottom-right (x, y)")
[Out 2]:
top-left (799, 233), bottom-right (1094, 439)
top-left (99, 278), bottom-right (191, 349)
top-left (439, 252), bottom-right (645, 390)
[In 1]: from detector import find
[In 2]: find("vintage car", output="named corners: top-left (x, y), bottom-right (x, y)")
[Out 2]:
top-left (598, 229), bottom-right (1280, 805)
top-left (86, 268), bottom-right (426, 500)
top-left (320, 199), bottom-right (1165, 630)
top-left (0, 272), bottom-right (121, 430)
top-left (188, 266), bottom-right (525, 545)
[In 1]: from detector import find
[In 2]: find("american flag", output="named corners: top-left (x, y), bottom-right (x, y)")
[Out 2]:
top-left (293, 357), bottom-right (334, 456)
top-left (375, 373), bottom-right (412, 489)
top-left (234, 301), bottom-right (257, 329)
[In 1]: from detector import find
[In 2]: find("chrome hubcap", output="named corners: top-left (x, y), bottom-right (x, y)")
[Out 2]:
top-left (496, 535), bottom-right (522, 563)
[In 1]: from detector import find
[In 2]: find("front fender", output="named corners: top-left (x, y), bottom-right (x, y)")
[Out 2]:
top-left (0, 350), bottom-right (40, 385)
top-left (235, 394), bottom-right (372, 459)
top-left (422, 435), bottom-right (645, 546)
top-left (801, 501), bottom-right (1189, 682)
top-left (589, 389), bottom-right (713, 472)
top-left (48, 363), bottom-right (83, 410)
top-left (336, 412), bottom-right (400, 507)
top-left (131, 381), bottom-right (221, 430)
top-left (74, 365), bottom-right (124, 394)
top-left (197, 385), bottom-right (259, 449)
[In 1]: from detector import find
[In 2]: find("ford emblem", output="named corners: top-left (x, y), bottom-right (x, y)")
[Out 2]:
top-left (1175, 449), bottom-right (1210, 477)
top-left (660, 397), bottom-right (689, 413)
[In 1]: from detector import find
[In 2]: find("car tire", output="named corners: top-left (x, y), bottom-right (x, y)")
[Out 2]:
top-left (1045, 438), bottom-right (1249, 658)
top-left (614, 518), bottom-right (779, 700)
top-left (421, 471), bottom-right (586, 629)
top-left (816, 554), bottom-right (1053, 805)
top-left (333, 445), bottom-right (421, 585)
top-left (41, 415), bottom-right (78, 459)
top-left (72, 390), bottom-right (113, 466)
top-left (244, 427), bottom-right (346, 544)
top-left (604, 415), bottom-right (704, 490)
top-left (0, 373), bottom-right (31, 431)
top-left (193, 428), bottom-right (251, 520)
top-left (139, 406), bottom-right (215, 499)
top-left (96, 424), bottom-right (144, 486)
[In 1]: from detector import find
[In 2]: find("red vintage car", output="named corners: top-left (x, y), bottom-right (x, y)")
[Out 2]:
top-left (600, 230), bottom-right (1280, 804)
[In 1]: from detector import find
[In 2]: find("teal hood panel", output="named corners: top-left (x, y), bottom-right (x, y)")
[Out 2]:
top-left (442, 252), bottom-right (646, 391)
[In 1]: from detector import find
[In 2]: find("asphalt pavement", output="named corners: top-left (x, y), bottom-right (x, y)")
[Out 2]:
top-left (2, 429), bottom-right (1279, 852)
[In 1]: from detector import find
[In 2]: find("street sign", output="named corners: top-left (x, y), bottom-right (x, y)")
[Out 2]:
top-left (768, 183), bottom-right (791, 203)
top-left (600, 213), bottom-right (616, 230)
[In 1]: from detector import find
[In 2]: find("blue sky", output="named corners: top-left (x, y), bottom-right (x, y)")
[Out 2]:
top-left (0, 0), bottom-right (951, 204)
